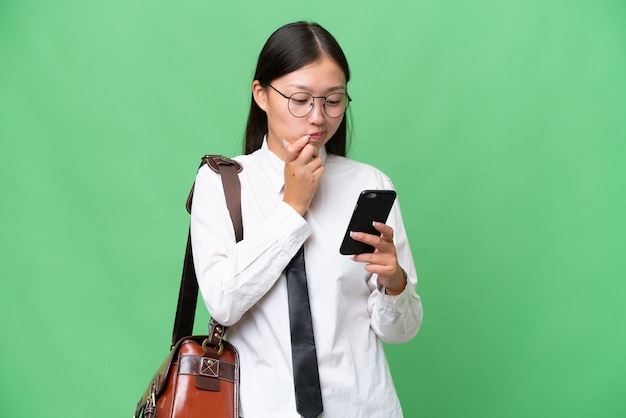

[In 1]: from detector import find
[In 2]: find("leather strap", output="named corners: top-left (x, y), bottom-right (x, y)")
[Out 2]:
top-left (178, 354), bottom-right (237, 383)
top-left (172, 155), bottom-right (243, 346)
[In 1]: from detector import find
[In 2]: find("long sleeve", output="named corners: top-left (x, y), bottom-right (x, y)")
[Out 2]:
top-left (190, 164), bottom-right (310, 326)
top-left (367, 181), bottom-right (424, 343)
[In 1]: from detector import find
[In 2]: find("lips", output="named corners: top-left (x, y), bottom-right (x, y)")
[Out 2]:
top-left (308, 132), bottom-right (324, 141)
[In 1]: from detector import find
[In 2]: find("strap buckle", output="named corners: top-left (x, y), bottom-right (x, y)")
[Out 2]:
top-left (199, 357), bottom-right (220, 378)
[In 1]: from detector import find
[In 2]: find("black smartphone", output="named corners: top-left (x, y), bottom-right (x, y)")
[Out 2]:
top-left (339, 190), bottom-right (397, 255)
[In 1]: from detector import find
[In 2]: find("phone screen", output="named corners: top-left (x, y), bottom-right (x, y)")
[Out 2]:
top-left (339, 190), bottom-right (397, 255)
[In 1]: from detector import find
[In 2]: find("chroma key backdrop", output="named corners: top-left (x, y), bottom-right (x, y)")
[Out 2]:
top-left (1, 0), bottom-right (625, 417)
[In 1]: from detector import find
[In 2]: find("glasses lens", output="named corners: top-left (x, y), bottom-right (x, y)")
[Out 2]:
top-left (288, 93), bottom-right (314, 118)
top-left (324, 93), bottom-right (349, 118)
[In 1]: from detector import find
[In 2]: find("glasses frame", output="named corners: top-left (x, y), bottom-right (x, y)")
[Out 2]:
top-left (267, 84), bottom-right (352, 118)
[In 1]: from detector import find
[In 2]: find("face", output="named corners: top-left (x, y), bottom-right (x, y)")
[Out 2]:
top-left (252, 56), bottom-right (347, 160)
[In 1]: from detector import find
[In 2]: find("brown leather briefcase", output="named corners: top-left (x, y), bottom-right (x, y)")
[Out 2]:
top-left (134, 324), bottom-right (239, 418)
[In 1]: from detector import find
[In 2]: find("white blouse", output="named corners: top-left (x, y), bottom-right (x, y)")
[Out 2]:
top-left (191, 139), bottom-right (423, 418)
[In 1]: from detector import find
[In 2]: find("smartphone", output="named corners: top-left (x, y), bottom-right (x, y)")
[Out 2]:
top-left (339, 190), bottom-right (397, 255)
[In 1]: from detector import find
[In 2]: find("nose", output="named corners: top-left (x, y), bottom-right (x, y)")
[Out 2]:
top-left (308, 97), bottom-right (326, 123)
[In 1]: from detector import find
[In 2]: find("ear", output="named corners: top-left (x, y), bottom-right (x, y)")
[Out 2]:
top-left (252, 80), bottom-right (268, 112)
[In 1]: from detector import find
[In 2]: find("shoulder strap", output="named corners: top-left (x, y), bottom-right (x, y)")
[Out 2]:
top-left (172, 155), bottom-right (243, 346)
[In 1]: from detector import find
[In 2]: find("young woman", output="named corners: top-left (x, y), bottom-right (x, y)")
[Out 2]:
top-left (191, 21), bottom-right (423, 418)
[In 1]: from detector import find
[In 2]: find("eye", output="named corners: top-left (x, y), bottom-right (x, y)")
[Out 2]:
top-left (289, 93), bottom-right (312, 106)
top-left (325, 94), bottom-right (345, 107)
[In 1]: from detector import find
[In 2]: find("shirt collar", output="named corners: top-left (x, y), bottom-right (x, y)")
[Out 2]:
top-left (258, 135), bottom-right (328, 195)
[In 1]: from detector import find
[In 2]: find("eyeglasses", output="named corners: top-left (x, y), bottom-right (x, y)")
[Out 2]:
top-left (268, 84), bottom-right (352, 118)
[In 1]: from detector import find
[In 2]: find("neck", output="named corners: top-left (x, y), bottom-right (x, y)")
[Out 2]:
top-left (266, 135), bottom-right (289, 162)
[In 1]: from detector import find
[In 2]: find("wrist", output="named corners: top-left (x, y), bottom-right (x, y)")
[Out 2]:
top-left (384, 268), bottom-right (407, 296)
top-left (283, 198), bottom-right (307, 217)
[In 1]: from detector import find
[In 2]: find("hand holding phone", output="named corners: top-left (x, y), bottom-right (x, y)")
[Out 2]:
top-left (339, 190), bottom-right (397, 255)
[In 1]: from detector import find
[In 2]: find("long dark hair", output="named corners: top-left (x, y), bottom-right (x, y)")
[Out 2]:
top-left (244, 21), bottom-right (351, 156)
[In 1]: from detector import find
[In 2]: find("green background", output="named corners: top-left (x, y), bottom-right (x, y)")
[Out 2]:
top-left (1, 0), bottom-right (625, 417)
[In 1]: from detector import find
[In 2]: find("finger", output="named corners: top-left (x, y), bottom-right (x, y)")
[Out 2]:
top-left (349, 230), bottom-right (390, 251)
top-left (373, 222), bottom-right (394, 242)
top-left (350, 252), bottom-right (396, 277)
top-left (297, 144), bottom-right (320, 164)
top-left (283, 135), bottom-right (311, 162)
top-left (283, 134), bottom-right (310, 150)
